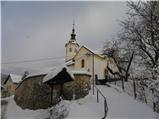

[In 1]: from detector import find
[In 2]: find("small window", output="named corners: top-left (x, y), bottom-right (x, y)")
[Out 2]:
top-left (69, 48), bottom-right (72, 52)
top-left (81, 59), bottom-right (85, 68)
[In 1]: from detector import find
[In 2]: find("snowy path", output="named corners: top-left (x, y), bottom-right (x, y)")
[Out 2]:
top-left (2, 85), bottom-right (158, 119)
top-left (97, 85), bottom-right (158, 119)
top-left (67, 85), bottom-right (158, 119)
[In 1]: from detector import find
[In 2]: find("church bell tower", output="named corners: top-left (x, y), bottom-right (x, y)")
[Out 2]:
top-left (65, 23), bottom-right (79, 62)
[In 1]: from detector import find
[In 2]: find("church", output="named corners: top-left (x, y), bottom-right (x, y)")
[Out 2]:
top-left (65, 24), bottom-right (119, 79)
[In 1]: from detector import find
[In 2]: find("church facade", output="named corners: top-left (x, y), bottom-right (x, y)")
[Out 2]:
top-left (65, 24), bottom-right (119, 79)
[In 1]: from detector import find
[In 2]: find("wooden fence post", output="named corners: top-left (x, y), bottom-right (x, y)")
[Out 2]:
top-left (95, 74), bottom-right (98, 85)
top-left (121, 78), bottom-right (125, 90)
top-left (97, 90), bottom-right (99, 103)
top-left (133, 79), bottom-right (137, 99)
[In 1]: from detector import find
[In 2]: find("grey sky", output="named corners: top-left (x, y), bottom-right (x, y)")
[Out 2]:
top-left (2, 1), bottom-right (128, 73)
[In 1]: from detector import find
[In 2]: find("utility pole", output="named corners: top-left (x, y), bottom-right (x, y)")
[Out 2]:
top-left (92, 53), bottom-right (95, 95)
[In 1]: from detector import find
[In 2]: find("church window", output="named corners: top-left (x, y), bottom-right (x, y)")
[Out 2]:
top-left (69, 48), bottom-right (72, 52)
top-left (81, 59), bottom-right (85, 68)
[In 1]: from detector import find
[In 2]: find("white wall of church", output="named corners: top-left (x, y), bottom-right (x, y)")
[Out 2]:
top-left (67, 46), bottom-right (119, 80)
top-left (74, 47), bottom-right (93, 73)
top-left (94, 56), bottom-right (108, 79)
top-left (74, 47), bottom-right (108, 79)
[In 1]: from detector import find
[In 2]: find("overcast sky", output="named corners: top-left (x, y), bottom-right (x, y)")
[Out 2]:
top-left (2, 1), bottom-right (128, 73)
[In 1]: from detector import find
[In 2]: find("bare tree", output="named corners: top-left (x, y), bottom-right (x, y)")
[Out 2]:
top-left (119, 1), bottom-right (158, 68)
top-left (104, 1), bottom-right (158, 112)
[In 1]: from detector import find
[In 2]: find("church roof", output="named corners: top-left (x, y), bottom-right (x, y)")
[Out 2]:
top-left (70, 23), bottom-right (76, 40)
top-left (73, 45), bottom-right (106, 60)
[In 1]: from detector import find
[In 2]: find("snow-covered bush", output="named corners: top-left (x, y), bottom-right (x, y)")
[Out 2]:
top-left (49, 100), bottom-right (69, 119)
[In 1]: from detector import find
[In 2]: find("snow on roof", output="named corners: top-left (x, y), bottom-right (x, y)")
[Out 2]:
top-left (43, 65), bottom-right (74, 83)
top-left (93, 48), bottom-right (104, 55)
top-left (10, 74), bottom-right (22, 84)
top-left (25, 67), bottom-right (54, 79)
top-left (72, 70), bottom-right (92, 76)
top-left (65, 60), bottom-right (75, 66)
top-left (82, 46), bottom-right (105, 58)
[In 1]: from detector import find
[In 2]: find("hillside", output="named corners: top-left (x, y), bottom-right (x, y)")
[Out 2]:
top-left (2, 85), bottom-right (158, 119)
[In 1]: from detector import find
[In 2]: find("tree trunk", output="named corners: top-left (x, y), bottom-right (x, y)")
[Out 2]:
top-left (125, 52), bottom-right (134, 81)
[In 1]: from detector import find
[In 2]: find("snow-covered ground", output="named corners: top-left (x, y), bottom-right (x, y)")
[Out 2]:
top-left (97, 85), bottom-right (158, 119)
top-left (2, 96), bottom-right (49, 119)
top-left (2, 85), bottom-right (158, 119)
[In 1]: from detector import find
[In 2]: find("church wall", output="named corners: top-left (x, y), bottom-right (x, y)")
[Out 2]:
top-left (67, 64), bottom-right (75, 70)
top-left (74, 47), bottom-right (93, 73)
top-left (74, 47), bottom-right (108, 79)
top-left (94, 56), bottom-right (108, 79)
top-left (67, 46), bottom-right (119, 80)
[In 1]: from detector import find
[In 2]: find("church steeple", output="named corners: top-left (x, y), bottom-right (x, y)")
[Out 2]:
top-left (65, 22), bottom-right (79, 61)
top-left (70, 22), bottom-right (76, 40)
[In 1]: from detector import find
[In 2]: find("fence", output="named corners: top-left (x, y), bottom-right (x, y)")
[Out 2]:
top-left (94, 86), bottom-right (108, 119)
top-left (108, 79), bottom-right (158, 113)
top-left (95, 74), bottom-right (158, 113)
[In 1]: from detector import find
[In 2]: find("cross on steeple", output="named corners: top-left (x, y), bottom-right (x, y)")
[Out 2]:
top-left (73, 19), bottom-right (75, 29)
top-left (70, 20), bottom-right (76, 40)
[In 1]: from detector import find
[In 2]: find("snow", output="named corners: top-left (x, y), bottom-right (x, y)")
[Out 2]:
top-left (49, 100), bottom-right (70, 119)
top-left (72, 70), bottom-right (92, 76)
top-left (2, 85), bottom-right (158, 119)
top-left (67, 93), bottom-right (103, 119)
top-left (25, 67), bottom-right (54, 79)
top-left (93, 48), bottom-right (104, 55)
top-left (9, 74), bottom-right (22, 84)
top-left (66, 85), bottom-right (158, 119)
top-left (82, 45), bottom-right (105, 58)
top-left (43, 65), bottom-right (74, 83)
top-left (65, 59), bottom-right (75, 66)
top-left (4, 96), bottom-right (49, 119)
top-left (97, 85), bottom-right (158, 119)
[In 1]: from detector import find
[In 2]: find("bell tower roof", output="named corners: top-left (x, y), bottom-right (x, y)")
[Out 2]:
top-left (70, 22), bottom-right (76, 40)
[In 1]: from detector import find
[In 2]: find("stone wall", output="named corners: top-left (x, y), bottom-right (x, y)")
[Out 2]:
top-left (14, 75), bottom-right (60, 110)
top-left (63, 74), bottom-right (91, 100)
top-left (14, 74), bottom-right (91, 110)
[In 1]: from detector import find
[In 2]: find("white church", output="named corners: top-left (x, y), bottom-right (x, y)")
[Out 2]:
top-left (65, 24), bottom-right (119, 79)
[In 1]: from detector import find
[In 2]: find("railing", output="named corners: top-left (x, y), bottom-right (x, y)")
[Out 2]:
top-left (94, 75), bottom-right (109, 119)
top-left (95, 85), bottom-right (109, 119)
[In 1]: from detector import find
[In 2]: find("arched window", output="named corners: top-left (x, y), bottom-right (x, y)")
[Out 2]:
top-left (69, 48), bottom-right (72, 52)
top-left (81, 59), bottom-right (85, 68)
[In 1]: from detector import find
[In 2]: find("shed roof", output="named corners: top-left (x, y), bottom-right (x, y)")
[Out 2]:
top-left (4, 74), bottom-right (22, 84)
top-left (25, 67), bottom-right (54, 79)
top-left (43, 65), bottom-right (74, 83)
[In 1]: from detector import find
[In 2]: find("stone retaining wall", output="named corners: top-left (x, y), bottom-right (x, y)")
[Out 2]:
top-left (14, 73), bottom-right (91, 110)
